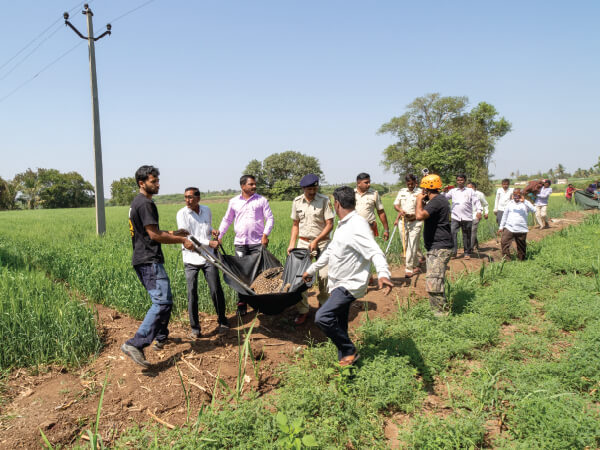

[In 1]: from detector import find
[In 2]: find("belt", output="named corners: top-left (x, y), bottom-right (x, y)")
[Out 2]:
top-left (299, 236), bottom-right (311, 242)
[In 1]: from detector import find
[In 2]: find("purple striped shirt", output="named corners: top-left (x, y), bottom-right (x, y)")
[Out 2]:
top-left (218, 193), bottom-right (274, 245)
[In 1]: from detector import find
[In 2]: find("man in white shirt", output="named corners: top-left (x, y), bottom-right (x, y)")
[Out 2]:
top-left (176, 187), bottom-right (229, 338)
top-left (393, 174), bottom-right (424, 278)
top-left (467, 181), bottom-right (489, 251)
top-left (302, 186), bottom-right (393, 367)
top-left (534, 180), bottom-right (553, 229)
top-left (443, 174), bottom-right (482, 259)
top-left (493, 178), bottom-right (513, 226)
top-left (498, 188), bottom-right (535, 260)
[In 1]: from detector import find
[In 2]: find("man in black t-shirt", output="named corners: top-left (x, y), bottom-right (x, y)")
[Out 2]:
top-left (415, 174), bottom-right (453, 315)
top-left (121, 165), bottom-right (195, 368)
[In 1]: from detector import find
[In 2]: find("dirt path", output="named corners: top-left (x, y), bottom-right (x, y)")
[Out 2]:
top-left (0, 211), bottom-right (588, 448)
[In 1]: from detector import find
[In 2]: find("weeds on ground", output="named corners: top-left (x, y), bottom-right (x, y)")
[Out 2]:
top-left (119, 214), bottom-right (599, 448)
top-left (400, 412), bottom-right (486, 449)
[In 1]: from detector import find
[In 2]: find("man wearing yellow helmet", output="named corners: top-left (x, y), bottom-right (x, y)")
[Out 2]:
top-left (414, 174), bottom-right (453, 315)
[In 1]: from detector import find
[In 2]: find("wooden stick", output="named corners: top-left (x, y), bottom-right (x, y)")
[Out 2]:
top-left (401, 216), bottom-right (407, 256)
top-left (147, 410), bottom-right (175, 430)
top-left (185, 376), bottom-right (208, 392)
top-left (181, 356), bottom-right (202, 374)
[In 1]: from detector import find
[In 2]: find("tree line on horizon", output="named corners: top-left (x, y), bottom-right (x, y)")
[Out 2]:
top-left (7, 92), bottom-right (595, 211)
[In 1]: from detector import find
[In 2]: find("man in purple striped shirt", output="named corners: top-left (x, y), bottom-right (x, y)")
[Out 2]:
top-left (217, 174), bottom-right (274, 315)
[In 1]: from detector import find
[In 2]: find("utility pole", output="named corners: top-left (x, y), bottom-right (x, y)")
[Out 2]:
top-left (64, 4), bottom-right (111, 235)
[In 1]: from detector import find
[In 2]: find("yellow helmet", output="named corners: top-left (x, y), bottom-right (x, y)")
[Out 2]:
top-left (420, 174), bottom-right (442, 190)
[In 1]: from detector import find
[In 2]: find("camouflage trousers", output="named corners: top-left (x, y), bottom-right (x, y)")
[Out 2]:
top-left (296, 239), bottom-right (329, 314)
top-left (425, 248), bottom-right (452, 310)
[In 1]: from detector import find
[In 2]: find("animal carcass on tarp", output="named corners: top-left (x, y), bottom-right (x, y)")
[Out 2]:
top-left (574, 190), bottom-right (600, 210)
top-left (216, 247), bottom-right (314, 315)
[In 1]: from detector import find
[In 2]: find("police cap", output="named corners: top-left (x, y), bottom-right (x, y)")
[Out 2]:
top-left (300, 174), bottom-right (319, 188)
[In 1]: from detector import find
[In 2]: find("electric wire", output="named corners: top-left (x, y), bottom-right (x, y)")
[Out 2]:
top-left (0, 25), bottom-right (63, 81)
top-left (0, 41), bottom-right (85, 104)
top-left (106, 0), bottom-right (157, 25)
top-left (0, 1), bottom-right (91, 73)
top-left (0, 0), bottom-right (158, 105)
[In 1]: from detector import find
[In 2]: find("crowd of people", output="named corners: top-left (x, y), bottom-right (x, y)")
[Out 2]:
top-left (121, 165), bottom-right (550, 368)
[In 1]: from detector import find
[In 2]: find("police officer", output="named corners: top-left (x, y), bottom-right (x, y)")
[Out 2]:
top-left (287, 174), bottom-right (334, 325)
top-left (393, 174), bottom-right (424, 278)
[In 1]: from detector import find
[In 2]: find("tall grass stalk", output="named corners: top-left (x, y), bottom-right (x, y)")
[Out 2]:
top-left (236, 317), bottom-right (258, 401)
top-left (84, 369), bottom-right (110, 449)
top-left (174, 360), bottom-right (190, 423)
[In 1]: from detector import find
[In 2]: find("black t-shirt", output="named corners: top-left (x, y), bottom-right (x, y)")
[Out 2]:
top-left (129, 194), bottom-right (164, 266)
top-left (423, 194), bottom-right (453, 251)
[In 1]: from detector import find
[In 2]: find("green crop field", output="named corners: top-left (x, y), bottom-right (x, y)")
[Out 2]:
top-left (113, 212), bottom-right (600, 448)
top-left (0, 195), bottom-right (580, 322)
top-left (0, 250), bottom-right (101, 369)
top-left (0, 192), bottom-right (597, 447)
top-left (0, 193), bottom-right (581, 373)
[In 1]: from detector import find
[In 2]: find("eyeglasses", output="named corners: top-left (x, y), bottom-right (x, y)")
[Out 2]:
top-left (184, 195), bottom-right (199, 199)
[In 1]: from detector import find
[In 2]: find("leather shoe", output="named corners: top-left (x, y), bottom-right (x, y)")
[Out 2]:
top-left (339, 353), bottom-right (360, 367)
top-left (189, 330), bottom-right (201, 339)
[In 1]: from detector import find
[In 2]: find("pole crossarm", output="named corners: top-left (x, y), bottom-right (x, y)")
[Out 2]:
top-left (63, 12), bottom-right (111, 41)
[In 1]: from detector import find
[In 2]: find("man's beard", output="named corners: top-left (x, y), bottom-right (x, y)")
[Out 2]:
top-left (145, 184), bottom-right (159, 194)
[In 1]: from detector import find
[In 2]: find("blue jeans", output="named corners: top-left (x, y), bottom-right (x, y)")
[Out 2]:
top-left (126, 263), bottom-right (173, 349)
top-left (315, 287), bottom-right (356, 360)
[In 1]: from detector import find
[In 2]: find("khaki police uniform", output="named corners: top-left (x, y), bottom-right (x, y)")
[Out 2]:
top-left (291, 192), bottom-right (334, 313)
top-left (354, 188), bottom-right (384, 235)
top-left (393, 187), bottom-right (424, 272)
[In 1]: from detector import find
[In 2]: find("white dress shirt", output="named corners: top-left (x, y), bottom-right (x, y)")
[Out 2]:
top-left (444, 187), bottom-right (482, 221)
top-left (535, 187), bottom-right (552, 206)
top-left (499, 200), bottom-right (535, 233)
top-left (494, 187), bottom-right (514, 212)
top-left (176, 205), bottom-right (214, 265)
top-left (306, 210), bottom-right (390, 299)
top-left (472, 190), bottom-right (489, 220)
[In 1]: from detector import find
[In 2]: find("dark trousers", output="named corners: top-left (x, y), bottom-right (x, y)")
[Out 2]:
top-left (127, 263), bottom-right (173, 349)
top-left (184, 263), bottom-right (227, 333)
top-left (495, 210), bottom-right (504, 226)
top-left (234, 244), bottom-right (262, 309)
top-left (501, 229), bottom-right (527, 261)
top-left (234, 244), bottom-right (262, 257)
top-left (315, 287), bottom-right (356, 360)
top-left (451, 219), bottom-right (473, 256)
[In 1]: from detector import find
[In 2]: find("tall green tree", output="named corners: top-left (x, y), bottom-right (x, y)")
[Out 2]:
top-left (110, 177), bottom-right (138, 206)
top-left (243, 151), bottom-right (324, 200)
top-left (0, 177), bottom-right (17, 210)
top-left (13, 168), bottom-right (43, 209)
top-left (378, 93), bottom-right (511, 194)
top-left (13, 168), bottom-right (94, 209)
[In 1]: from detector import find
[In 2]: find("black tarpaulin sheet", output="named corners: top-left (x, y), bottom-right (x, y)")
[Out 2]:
top-left (574, 190), bottom-right (600, 210)
top-left (217, 247), bottom-right (313, 315)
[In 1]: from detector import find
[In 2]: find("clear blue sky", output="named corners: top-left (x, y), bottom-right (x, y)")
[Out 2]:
top-left (1, 0), bottom-right (598, 194)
